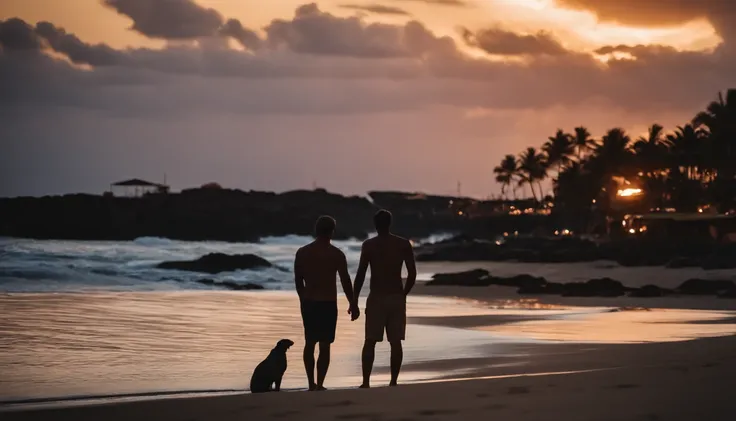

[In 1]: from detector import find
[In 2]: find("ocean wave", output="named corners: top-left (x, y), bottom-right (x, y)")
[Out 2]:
top-left (133, 237), bottom-right (177, 247)
top-left (0, 269), bottom-right (71, 281)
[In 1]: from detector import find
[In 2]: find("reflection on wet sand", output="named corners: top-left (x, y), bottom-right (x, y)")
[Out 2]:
top-left (1, 291), bottom-right (735, 403)
top-left (481, 306), bottom-right (736, 343)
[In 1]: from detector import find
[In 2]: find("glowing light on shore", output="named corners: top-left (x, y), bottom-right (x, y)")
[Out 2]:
top-left (617, 188), bottom-right (642, 197)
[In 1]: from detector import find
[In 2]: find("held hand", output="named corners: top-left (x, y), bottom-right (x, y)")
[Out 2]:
top-left (348, 304), bottom-right (360, 321)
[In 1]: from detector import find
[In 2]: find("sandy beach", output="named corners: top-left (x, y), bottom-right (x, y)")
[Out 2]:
top-left (3, 272), bottom-right (736, 421)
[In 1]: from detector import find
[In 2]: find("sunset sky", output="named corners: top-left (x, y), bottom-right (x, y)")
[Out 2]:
top-left (1, 0), bottom-right (734, 198)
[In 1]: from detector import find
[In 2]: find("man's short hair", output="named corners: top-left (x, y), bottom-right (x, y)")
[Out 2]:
top-left (374, 209), bottom-right (392, 232)
top-left (315, 215), bottom-right (336, 238)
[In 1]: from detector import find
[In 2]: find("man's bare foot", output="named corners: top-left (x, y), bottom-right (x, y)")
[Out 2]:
top-left (389, 382), bottom-right (398, 387)
top-left (359, 383), bottom-right (370, 389)
top-left (308, 384), bottom-right (317, 391)
top-left (315, 385), bottom-right (327, 391)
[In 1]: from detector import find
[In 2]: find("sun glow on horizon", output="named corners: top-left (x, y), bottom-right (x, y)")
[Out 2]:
top-left (476, 0), bottom-right (722, 54)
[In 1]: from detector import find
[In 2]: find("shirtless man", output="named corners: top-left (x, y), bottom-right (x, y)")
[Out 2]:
top-left (353, 209), bottom-right (417, 388)
top-left (294, 215), bottom-right (359, 391)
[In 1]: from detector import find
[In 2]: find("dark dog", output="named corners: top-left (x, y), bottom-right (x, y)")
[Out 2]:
top-left (250, 339), bottom-right (294, 393)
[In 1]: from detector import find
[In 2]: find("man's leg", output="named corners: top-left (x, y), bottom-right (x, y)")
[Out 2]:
top-left (360, 339), bottom-right (376, 388)
top-left (389, 341), bottom-right (403, 386)
top-left (316, 341), bottom-right (331, 390)
top-left (303, 340), bottom-right (316, 390)
top-left (386, 294), bottom-right (407, 387)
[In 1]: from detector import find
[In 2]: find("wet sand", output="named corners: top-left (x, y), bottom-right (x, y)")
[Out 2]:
top-left (2, 280), bottom-right (736, 420)
top-left (5, 335), bottom-right (736, 421)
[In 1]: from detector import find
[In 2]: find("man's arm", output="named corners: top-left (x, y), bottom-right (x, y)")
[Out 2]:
top-left (294, 249), bottom-right (305, 299)
top-left (403, 240), bottom-right (417, 296)
top-left (353, 242), bottom-right (369, 302)
top-left (337, 251), bottom-right (359, 320)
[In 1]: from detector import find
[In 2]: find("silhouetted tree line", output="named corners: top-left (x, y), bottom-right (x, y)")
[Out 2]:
top-left (494, 90), bottom-right (736, 216)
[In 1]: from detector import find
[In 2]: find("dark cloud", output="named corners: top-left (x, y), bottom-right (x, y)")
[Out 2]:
top-left (1, 6), bottom-right (734, 118)
top-left (219, 19), bottom-right (262, 51)
top-left (462, 27), bottom-right (569, 56)
top-left (340, 4), bottom-right (411, 16)
top-left (594, 44), bottom-right (678, 56)
top-left (264, 3), bottom-right (409, 57)
top-left (35, 22), bottom-right (123, 66)
top-left (101, 0), bottom-right (224, 39)
top-left (555, 0), bottom-right (736, 42)
top-left (0, 18), bottom-right (42, 51)
top-left (261, 3), bottom-right (456, 59)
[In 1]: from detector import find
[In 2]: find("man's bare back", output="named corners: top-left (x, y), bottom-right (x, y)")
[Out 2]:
top-left (360, 234), bottom-right (413, 296)
top-left (295, 241), bottom-right (348, 302)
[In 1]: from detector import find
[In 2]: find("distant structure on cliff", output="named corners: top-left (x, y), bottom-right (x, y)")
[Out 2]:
top-left (109, 178), bottom-right (169, 197)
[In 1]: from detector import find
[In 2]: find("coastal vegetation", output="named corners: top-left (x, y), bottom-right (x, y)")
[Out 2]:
top-left (494, 90), bottom-right (736, 218)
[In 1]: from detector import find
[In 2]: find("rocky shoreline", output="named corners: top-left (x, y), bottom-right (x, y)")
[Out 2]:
top-left (415, 235), bottom-right (736, 270)
top-left (426, 269), bottom-right (736, 299)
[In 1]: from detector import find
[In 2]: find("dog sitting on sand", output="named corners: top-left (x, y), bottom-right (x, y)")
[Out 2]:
top-left (250, 339), bottom-right (294, 393)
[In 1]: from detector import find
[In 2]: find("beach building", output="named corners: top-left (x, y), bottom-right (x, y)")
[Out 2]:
top-left (109, 178), bottom-right (169, 197)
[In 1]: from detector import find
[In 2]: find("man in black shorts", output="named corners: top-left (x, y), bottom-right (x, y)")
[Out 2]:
top-left (294, 216), bottom-right (360, 391)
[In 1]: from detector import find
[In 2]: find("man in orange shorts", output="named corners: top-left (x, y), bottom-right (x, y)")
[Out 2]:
top-left (353, 209), bottom-right (417, 388)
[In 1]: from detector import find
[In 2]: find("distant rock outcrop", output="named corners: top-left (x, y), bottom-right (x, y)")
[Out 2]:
top-left (426, 269), bottom-right (492, 286)
top-left (426, 269), bottom-right (735, 299)
top-left (158, 253), bottom-right (272, 274)
top-left (676, 279), bottom-right (736, 295)
top-left (560, 278), bottom-right (626, 297)
top-left (196, 278), bottom-right (265, 290)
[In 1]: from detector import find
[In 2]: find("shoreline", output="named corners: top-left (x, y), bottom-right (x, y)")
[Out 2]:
top-left (5, 335), bottom-right (736, 420)
top-left (2, 284), bottom-right (736, 419)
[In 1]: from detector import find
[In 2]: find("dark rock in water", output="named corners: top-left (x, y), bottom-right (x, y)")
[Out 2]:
top-left (493, 274), bottom-right (546, 288)
top-left (158, 253), bottom-right (272, 274)
top-left (195, 278), bottom-right (264, 290)
top-left (676, 279), bottom-right (736, 295)
top-left (666, 257), bottom-right (701, 269)
top-left (561, 278), bottom-right (625, 297)
top-left (426, 269), bottom-right (491, 286)
top-left (718, 285), bottom-right (736, 299)
top-left (629, 284), bottom-right (671, 297)
top-left (198, 278), bottom-right (217, 285)
top-left (518, 281), bottom-right (563, 295)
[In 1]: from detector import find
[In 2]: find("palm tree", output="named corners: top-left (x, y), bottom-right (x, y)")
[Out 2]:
top-left (590, 128), bottom-right (633, 176)
top-left (572, 126), bottom-right (594, 160)
top-left (694, 89), bottom-right (736, 176)
top-left (693, 90), bottom-right (736, 211)
top-left (519, 147), bottom-right (547, 202)
top-left (666, 124), bottom-right (706, 181)
top-left (632, 123), bottom-right (668, 176)
top-left (543, 129), bottom-right (574, 177)
top-left (493, 154), bottom-right (519, 199)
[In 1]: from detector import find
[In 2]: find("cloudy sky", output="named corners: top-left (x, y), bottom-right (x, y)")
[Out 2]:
top-left (1, 0), bottom-right (734, 198)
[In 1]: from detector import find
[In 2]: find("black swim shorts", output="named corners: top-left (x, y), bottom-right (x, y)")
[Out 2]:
top-left (300, 300), bottom-right (338, 343)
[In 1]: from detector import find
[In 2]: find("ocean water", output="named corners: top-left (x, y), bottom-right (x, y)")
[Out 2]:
top-left (0, 235), bottom-right (454, 293)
